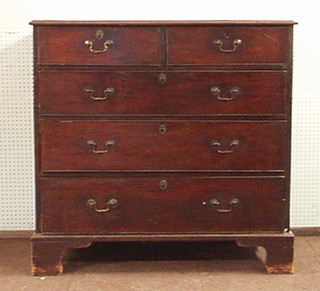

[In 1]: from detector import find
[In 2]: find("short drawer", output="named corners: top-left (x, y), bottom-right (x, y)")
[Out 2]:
top-left (39, 177), bottom-right (286, 233)
top-left (40, 121), bottom-right (287, 172)
top-left (35, 26), bottom-right (161, 65)
top-left (38, 71), bottom-right (286, 116)
top-left (167, 26), bottom-right (289, 65)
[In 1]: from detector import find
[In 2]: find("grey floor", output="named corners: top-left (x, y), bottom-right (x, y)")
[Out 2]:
top-left (0, 236), bottom-right (319, 291)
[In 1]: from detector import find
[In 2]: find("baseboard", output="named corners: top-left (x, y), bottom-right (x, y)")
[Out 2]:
top-left (0, 228), bottom-right (319, 239)
top-left (0, 231), bottom-right (33, 239)
top-left (291, 227), bottom-right (320, 236)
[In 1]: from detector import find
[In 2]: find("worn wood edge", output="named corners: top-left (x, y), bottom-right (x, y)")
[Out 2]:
top-left (4, 229), bottom-right (320, 239)
top-left (266, 262), bottom-right (294, 274)
top-left (0, 231), bottom-right (295, 239)
top-left (31, 232), bottom-right (294, 242)
top-left (29, 20), bottom-right (297, 26)
top-left (31, 260), bottom-right (64, 276)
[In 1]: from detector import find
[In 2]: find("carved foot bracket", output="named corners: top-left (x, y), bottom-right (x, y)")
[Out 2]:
top-left (236, 232), bottom-right (294, 274)
top-left (31, 232), bottom-right (294, 275)
top-left (31, 235), bottom-right (91, 276)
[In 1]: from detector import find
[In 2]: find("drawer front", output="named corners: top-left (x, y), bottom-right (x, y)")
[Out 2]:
top-left (167, 26), bottom-right (288, 65)
top-left (38, 71), bottom-right (286, 116)
top-left (40, 121), bottom-right (287, 172)
top-left (39, 177), bottom-right (286, 233)
top-left (35, 26), bottom-right (161, 65)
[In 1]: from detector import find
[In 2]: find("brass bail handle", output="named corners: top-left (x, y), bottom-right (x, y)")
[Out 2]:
top-left (213, 38), bottom-right (242, 53)
top-left (87, 139), bottom-right (115, 154)
top-left (87, 198), bottom-right (118, 213)
top-left (84, 39), bottom-right (114, 54)
top-left (211, 139), bottom-right (240, 154)
top-left (209, 198), bottom-right (240, 213)
top-left (210, 87), bottom-right (241, 101)
top-left (84, 29), bottom-right (114, 54)
top-left (84, 87), bottom-right (115, 101)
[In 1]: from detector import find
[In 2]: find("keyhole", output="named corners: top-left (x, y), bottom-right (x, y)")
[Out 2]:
top-left (158, 73), bottom-right (167, 84)
top-left (225, 31), bottom-right (230, 38)
top-left (159, 180), bottom-right (168, 190)
top-left (159, 124), bottom-right (167, 134)
top-left (95, 29), bottom-right (104, 39)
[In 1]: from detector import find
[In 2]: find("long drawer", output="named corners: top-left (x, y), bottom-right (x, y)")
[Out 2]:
top-left (167, 26), bottom-right (289, 65)
top-left (38, 71), bottom-right (287, 116)
top-left (39, 177), bottom-right (286, 233)
top-left (40, 121), bottom-right (287, 172)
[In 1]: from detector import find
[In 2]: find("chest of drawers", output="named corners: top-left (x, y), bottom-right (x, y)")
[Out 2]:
top-left (30, 20), bottom-right (296, 275)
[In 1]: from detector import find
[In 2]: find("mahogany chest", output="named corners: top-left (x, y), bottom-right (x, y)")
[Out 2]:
top-left (30, 20), bottom-right (296, 275)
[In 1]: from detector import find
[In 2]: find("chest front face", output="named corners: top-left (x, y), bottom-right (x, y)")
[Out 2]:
top-left (30, 20), bottom-right (295, 276)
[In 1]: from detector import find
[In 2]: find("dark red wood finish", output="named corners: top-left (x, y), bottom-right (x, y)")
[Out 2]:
top-left (38, 71), bottom-right (287, 116)
top-left (31, 21), bottom-right (295, 275)
top-left (40, 121), bottom-right (287, 172)
top-left (167, 26), bottom-right (289, 65)
top-left (39, 177), bottom-right (286, 233)
top-left (30, 20), bottom-right (297, 26)
top-left (35, 26), bottom-right (161, 65)
top-left (31, 232), bottom-right (294, 275)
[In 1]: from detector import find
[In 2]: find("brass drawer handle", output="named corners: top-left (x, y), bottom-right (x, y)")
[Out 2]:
top-left (210, 87), bottom-right (240, 101)
top-left (211, 139), bottom-right (239, 154)
top-left (87, 198), bottom-right (118, 213)
top-left (87, 139), bottom-right (115, 154)
top-left (84, 39), bottom-right (114, 54)
top-left (213, 38), bottom-right (242, 53)
top-left (84, 87), bottom-right (115, 101)
top-left (210, 198), bottom-right (240, 213)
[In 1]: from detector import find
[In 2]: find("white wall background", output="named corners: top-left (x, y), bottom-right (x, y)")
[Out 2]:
top-left (0, 0), bottom-right (319, 230)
